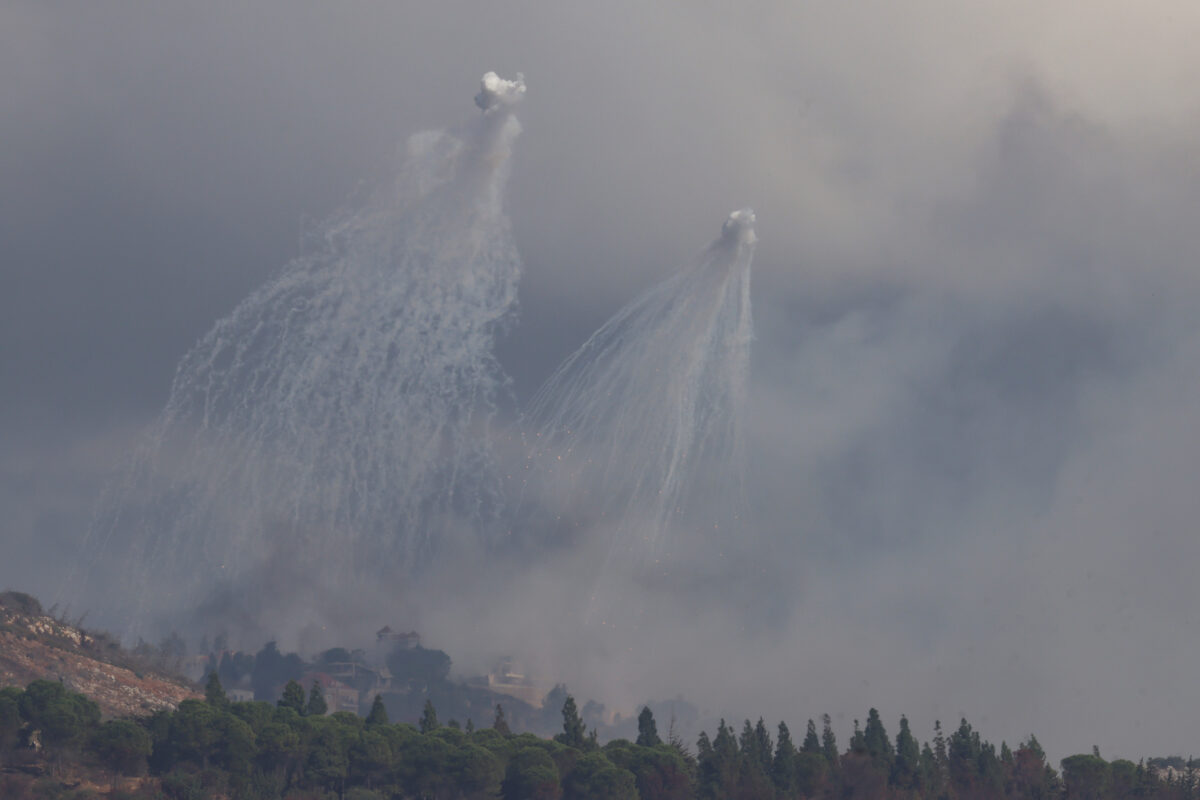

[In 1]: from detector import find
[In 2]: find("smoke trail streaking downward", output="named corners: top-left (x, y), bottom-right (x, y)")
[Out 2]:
top-left (80, 73), bottom-right (527, 641)
top-left (522, 210), bottom-right (756, 568)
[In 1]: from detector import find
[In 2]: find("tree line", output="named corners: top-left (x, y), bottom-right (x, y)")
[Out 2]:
top-left (2, 675), bottom-right (1199, 799)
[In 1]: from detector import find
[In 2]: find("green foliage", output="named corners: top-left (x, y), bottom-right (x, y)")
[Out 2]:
top-left (801, 718), bottom-right (820, 755)
top-left (563, 750), bottom-right (639, 799)
top-left (504, 745), bottom-right (562, 800)
top-left (19, 679), bottom-right (101, 752)
top-left (203, 672), bottom-right (228, 709)
top-left (1, 666), bottom-right (1195, 800)
top-left (863, 707), bottom-right (893, 772)
top-left (556, 695), bottom-right (586, 749)
top-left (1061, 753), bottom-right (1111, 800)
top-left (892, 714), bottom-right (921, 791)
top-left (637, 706), bottom-right (661, 748)
top-left (387, 645), bottom-right (452, 689)
top-left (420, 698), bottom-right (439, 734)
top-left (277, 679), bottom-right (306, 715)
top-left (493, 703), bottom-right (512, 736)
top-left (605, 739), bottom-right (691, 800)
top-left (820, 713), bottom-right (839, 769)
top-left (306, 681), bottom-right (328, 717)
top-left (772, 720), bottom-right (798, 797)
top-left (0, 686), bottom-right (21, 752)
top-left (365, 694), bottom-right (388, 727)
top-left (90, 719), bottom-right (151, 776)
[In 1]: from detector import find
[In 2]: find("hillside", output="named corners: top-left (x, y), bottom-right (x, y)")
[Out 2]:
top-left (0, 592), bottom-right (196, 717)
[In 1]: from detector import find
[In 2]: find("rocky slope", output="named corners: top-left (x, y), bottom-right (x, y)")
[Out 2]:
top-left (0, 592), bottom-right (197, 717)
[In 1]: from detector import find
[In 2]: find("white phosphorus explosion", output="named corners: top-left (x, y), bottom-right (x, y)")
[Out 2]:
top-left (76, 73), bottom-right (755, 646)
top-left (520, 210), bottom-right (756, 585)
top-left (80, 73), bottom-right (527, 637)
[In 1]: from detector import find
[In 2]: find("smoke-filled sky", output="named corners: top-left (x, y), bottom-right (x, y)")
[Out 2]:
top-left (4, 1), bottom-right (1200, 761)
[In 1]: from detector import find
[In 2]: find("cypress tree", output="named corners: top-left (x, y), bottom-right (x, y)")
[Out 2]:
top-left (893, 715), bottom-right (921, 790)
top-left (802, 718), bottom-right (821, 754)
top-left (754, 718), bottom-right (773, 773)
top-left (492, 703), bottom-right (511, 735)
top-left (419, 699), bottom-right (439, 733)
top-left (556, 695), bottom-right (585, 748)
top-left (773, 720), bottom-right (799, 796)
top-left (203, 672), bottom-right (228, 709)
top-left (278, 679), bottom-right (306, 715)
top-left (636, 706), bottom-right (661, 747)
top-left (306, 681), bottom-right (327, 717)
top-left (821, 713), bottom-right (839, 769)
top-left (365, 694), bottom-right (388, 726)
top-left (863, 708), bottom-right (892, 771)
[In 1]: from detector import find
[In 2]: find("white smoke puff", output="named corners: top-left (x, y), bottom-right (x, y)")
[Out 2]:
top-left (475, 71), bottom-right (526, 112)
top-left (721, 208), bottom-right (757, 245)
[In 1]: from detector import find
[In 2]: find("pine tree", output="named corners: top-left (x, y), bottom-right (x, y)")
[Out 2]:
top-left (933, 719), bottom-right (949, 786)
top-left (278, 679), bottom-right (306, 715)
top-left (697, 731), bottom-right (718, 799)
top-left (821, 713), bottom-right (839, 769)
top-left (365, 694), bottom-right (388, 726)
top-left (306, 681), bottom-right (328, 716)
top-left (556, 695), bottom-right (585, 748)
top-left (711, 720), bottom-right (741, 799)
top-left (203, 672), bottom-right (228, 709)
top-left (637, 706), bottom-right (661, 747)
top-left (493, 703), bottom-right (511, 735)
top-left (850, 719), bottom-right (865, 754)
top-left (773, 720), bottom-right (799, 796)
top-left (802, 719), bottom-right (821, 754)
top-left (419, 699), bottom-right (439, 733)
top-left (465, 718), bottom-right (475, 734)
top-left (920, 742), bottom-right (942, 797)
top-left (863, 708), bottom-right (892, 772)
top-left (754, 718), bottom-right (773, 773)
top-left (893, 715), bottom-right (921, 791)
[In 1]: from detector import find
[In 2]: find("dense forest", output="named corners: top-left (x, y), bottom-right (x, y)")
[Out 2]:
top-left (2, 673), bottom-right (1199, 800)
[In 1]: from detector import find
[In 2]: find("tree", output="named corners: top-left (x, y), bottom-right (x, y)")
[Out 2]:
top-left (563, 751), bottom-right (638, 800)
top-left (277, 679), bottom-right (306, 715)
top-left (772, 720), bottom-right (798, 797)
top-left (306, 681), bottom-right (328, 717)
top-left (1061, 754), bottom-right (1110, 800)
top-left (0, 686), bottom-right (22, 756)
top-left (556, 694), bottom-right (586, 749)
top-left (863, 708), bottom-right (892, 773)
top-left (204, 672), bottom-right (228, 709)
top-left (494, 703), bottom-right (512, 736)
top-left (892, 714), bottom-right (921, 791)
top-left (699, 720), bottom-right (739, 799)
top-left (365, 694), bottom-right (389, 726)
top-left (821, 713), bottom-right (839, 769)
top-left (947, 717), bottom-right (981, 796)
top-left (453, 743), bottom-right (504, 798)
top-left (637, 706), bottom-right (661, 748)
top-left (388, 645), bottom-right (452, 689)
top-left (753, 718), bottom-right (773, 773)
top-left (19, 679), bottom-right (100, 755)
top-left (90, 719), bottom-right (151, 781)
top-left (801, 719), bottom-right (821, 754)
top-left (420, 699), bottom-right (440, 734)
top-left (503, 745), bottom-right (562, 800)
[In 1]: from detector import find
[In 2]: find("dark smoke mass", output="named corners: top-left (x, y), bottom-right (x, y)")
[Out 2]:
top-left (4, 1), bottom-right (1200, 763)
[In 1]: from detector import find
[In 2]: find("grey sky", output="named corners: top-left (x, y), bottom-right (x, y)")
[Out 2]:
top-left (3, 1), bottom-right (1200, 761)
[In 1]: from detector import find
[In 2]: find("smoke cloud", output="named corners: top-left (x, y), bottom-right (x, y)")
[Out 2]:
top-left (3, 0), bottom-right (1200, 762)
